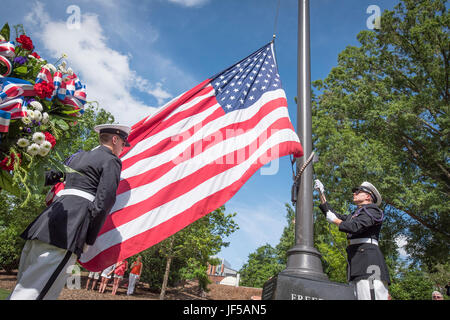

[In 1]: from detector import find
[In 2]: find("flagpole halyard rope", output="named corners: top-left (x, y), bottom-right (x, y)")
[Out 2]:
top-left (272, 0), bottom-right (281, 41)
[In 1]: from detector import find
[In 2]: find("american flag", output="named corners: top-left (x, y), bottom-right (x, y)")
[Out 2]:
top-left (79, 41), bottom-right (303, 271)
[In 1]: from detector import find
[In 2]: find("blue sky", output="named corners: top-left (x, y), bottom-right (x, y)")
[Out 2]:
top-left (1, 0), bottom-right (402, 270)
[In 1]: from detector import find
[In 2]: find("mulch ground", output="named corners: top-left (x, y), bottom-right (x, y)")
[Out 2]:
top-left (0, 270), bottom-right (262, 300)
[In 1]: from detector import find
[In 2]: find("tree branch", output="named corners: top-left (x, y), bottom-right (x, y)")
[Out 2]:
top-left (384, 198), bottom-right (450, 241)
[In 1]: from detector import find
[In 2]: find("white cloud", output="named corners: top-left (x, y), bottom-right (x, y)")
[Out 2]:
top-left (24, 2), bottom-right (172, 126)
top-left (85, 0), bottom-right (120, 7)
top-left (168, 0), bottom-right (211, 7)
top-left (134, 77), bottom-right (172, 105)
top-left (395, 235), bottom-right (409, 259)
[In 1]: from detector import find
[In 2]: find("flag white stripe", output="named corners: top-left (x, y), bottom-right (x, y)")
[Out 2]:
top-left (122, 102), bottom-right (220, 164)
top-left (79, 128), bottom-right (296, 263)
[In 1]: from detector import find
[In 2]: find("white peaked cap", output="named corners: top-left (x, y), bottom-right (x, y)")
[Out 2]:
top-left (359, 181), bottom-right (382, 206)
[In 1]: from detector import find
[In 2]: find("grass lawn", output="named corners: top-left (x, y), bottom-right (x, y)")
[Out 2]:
top-left (0, 288), bottom-right (10, 300)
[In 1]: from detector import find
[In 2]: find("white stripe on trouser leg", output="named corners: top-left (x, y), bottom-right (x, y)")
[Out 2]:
top-left (353, 279), bottom-right (389, 300)
top-left (8, 240), bottom-right (77, 300)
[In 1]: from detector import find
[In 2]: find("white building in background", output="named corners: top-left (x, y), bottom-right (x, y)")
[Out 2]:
top-left (207, 257), bottom-right (240, 287)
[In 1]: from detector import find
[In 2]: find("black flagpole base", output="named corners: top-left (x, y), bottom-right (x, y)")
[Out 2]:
top-left (262, 272), bottom-right (356, 300)
top-left (261, 245), bottom-right (356, 300)
top-left (282, 244), bottom-right (329, 280)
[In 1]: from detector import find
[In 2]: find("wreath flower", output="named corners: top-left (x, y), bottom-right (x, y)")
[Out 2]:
top-left (43, 131), bottom-right (56, 148)
top-left (0, 22), bottom-right (88, 200)
top-left (0, 153), bottom-right (21, 171)
top-left (15, 34), bottom-right (33, 51)
top-left (17, 138), bottom-right (30, 148)
top-left (33, 82), bottom-right (55, 99)
top-left (26, 143), bottom-right (40, 156)
top-left (32, 132), bottom-right (45, 144)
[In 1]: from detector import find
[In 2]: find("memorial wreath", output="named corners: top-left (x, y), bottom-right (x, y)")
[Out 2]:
top-left (0, 23), bottom-right (88, 201)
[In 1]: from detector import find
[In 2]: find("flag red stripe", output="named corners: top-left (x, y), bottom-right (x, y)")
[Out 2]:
top-left (79, 140), bottom-right (299, 271)
top-left (117, 97), bottom-right (288, 193)
top-left (100, 117), bottom-right (294, 235)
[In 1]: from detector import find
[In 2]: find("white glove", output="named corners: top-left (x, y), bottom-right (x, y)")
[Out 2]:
top-left (83, 244), bottom-right (91, 253)
top-left (314, 179), bottom-right (325, 194)
top-left (326, 211), bottom-right (338, 224)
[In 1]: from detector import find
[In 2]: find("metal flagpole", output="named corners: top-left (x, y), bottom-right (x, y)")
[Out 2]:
top-left (262, 0), bottom-right (356, 299)
top-left (281, 0), bottom-right (327, 280)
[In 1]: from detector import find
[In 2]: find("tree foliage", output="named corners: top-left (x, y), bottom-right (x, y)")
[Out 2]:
top-left (138, 206), bottom-right (238, 295)
top-left (389, 263), bottom-right (435, 300)
top-left (312, 0), bottom-right (449, 270)
top-left (239, 244), bottom-right (284, 288)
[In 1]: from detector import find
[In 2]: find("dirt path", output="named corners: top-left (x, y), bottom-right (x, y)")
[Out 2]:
top-left (0, 270), bottom-right (262, 300)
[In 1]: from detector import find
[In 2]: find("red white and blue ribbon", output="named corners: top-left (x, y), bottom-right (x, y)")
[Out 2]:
top-left (0, 77), bottom-right (32, 129)
top-left (0, 109), bottom-right (11, 132)
top-left (0, 77), bottom-right (35, 103)
top-left (35, 67), bottom-right (86, 112)
top-left (0, 97), bottom-right (27, 120)
top-left (0, 41), bottom-right (15, 77)
top-left (35, 67), bottom-right (53, 84)
top-left (0, 41), bottom-right (15, 58)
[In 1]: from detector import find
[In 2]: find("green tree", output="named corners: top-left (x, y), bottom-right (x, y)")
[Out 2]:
top-left (389, 263), bottom-right (435, 300)
top-left (425, 262), bottom-right (450, 293)
top-left (315, 220), bottom-right (349, 283)
top-left (138, 206), bottom-right (238, 298)
top-left (239, 243), bottom-right (284, 288)
top-left (274, 203), bottom-right (295, 265)
top-left (312, 0), bottom-right (449, 270)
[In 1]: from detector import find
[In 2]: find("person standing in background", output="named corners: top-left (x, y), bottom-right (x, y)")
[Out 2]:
top-left (110, 259), bottom-right (128, 295)
top-left (85, 271), bottom-right (100, 291)
top-left (127, 256), bottom-right (143, 296)
top-left (98, 263), bottom-right (115, 294)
